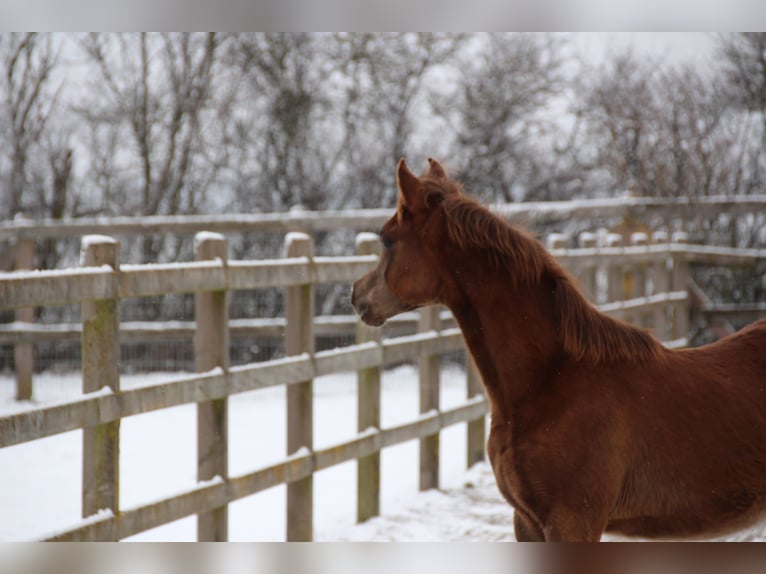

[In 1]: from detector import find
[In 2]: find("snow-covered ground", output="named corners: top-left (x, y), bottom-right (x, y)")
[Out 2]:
top-left (0, 364), bottom-right (489, 542)
top-left (2, 364), bottom-right (766, 542)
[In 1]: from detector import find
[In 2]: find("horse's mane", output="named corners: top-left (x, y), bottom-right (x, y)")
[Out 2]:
top-left (440, 193), bottom-right (664, 364)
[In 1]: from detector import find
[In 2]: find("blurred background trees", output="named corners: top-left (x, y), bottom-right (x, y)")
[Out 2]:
top-left (1, 32), bottom-right (764, 355)
top-left (1, 32), bottom-right (765, 258)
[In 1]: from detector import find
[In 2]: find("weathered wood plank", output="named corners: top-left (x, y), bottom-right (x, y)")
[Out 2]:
top-left (419, 306), bottom-right (441, 491)
top-left (598, 291), bottom-right (688, 321)
top-left (80, 236), bottom-right (121, 531)
top-left (381, 411), bottom-right (441, 449)
top-left (0, 267), bottom-right (115, 310)
top-left (0, 391), bottom-right (117, 448)
top-left (0, 316), bottom-right (565, 450)
top-left (228, 259), bottom-right (309, 289)
top-left (314, 343), bottom-right (382, 377)
top-left (228, 355), bottom-right (313, 394)
top-left (313, 255), bottom-right (378, 283)
top-left (194, 232), bottom-right (229, 542)
top-left (355, 233), bottom-right (382, 523)
top-left (554, 244), bottom-right (676, 269)
top-left (0, 370), bottom-right (225, 447)
top-left (315, 430), bottom-right (381, 472)
top-left (45, 479), bottom-right (228, 541)
top-left (0, 312), bottom-right (452, 344)
top-left (0, 208), bottom-right (394, 241)
top-left (4, 196), bottom-right (766, 242)
top-left (228, 451), bottom-right (314, 502)
top-left (438, 396), bottom-right (488, 428)
top-left (13, 237), bottom-right (35, 400)
top-left (119, 480), bottom-right (227, 540)
top-left (382, 328), bottom-right (464, 364)
top-left (284, 233), bottom-right (314, 542)
top-left (120, 261), bottom-right (225, 298)
top-left (675, 244), bottom-right (766, 267)
top-left (701, 303), bottom-right (766, 322)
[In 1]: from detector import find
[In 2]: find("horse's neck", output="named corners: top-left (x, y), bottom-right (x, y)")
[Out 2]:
top-left (446, 262), bottom-right (560, 412)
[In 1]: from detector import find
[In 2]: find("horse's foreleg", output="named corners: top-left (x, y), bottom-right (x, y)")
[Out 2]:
top-left (513, 510), bottom-right (545, 542)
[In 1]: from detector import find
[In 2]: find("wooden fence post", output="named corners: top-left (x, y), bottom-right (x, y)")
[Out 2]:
top-left (466, 355), bottom-right (486, 468)
top-left (80, 235), bottom-right (120, 537)
top-left (419, 305), bottom-right (441, 491)
top-left (355, 233), bottom-right (382, 523)
top-left (194, 232), bottom-right (229, 542)
top-left (14, 237), bottom-right (35, 400)
top-left (285, 232), bottom-right (314, 541)
top-left (577, 232), bottom-right (598, 302)
top-left (651, 232), bottom-right (671, 341)
top-left (605, 233), bottom-right (624, 304)
top-left (630, 232), bottom-right (648, 326)
top-left (671, 232), bottom-right (690, 342)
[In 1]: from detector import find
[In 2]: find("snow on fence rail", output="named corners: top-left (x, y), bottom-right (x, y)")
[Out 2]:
top-left (0, 228), bottom-right (763, 541)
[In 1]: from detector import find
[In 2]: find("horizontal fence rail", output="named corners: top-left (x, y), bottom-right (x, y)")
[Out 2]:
top-left (3, 195), bottom-right (766, 242)
top-left (4, 244), bottom-right (763, 312)
top-left (0, 223), bottom-right (763, 541)
top-left (0, 328), bottom-right (465, 448)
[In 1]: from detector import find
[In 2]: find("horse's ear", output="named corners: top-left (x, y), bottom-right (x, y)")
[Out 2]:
top-left (427, 157), bottom-right (446, 179)
top-left (396, 158), bottom-right (420, 206)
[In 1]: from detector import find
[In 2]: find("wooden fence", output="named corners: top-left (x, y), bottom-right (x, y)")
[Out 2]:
top-left (0, 227), bottom-right (764, 541)
top-left (3, 195), bottom-right (766, 243)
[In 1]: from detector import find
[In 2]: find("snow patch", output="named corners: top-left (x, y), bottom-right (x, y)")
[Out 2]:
top-left (288, 446), bottom-right (312, 460)
top-left (121, 260), bottom-right (222, 272)
top-left (81, 235), bottom-right (117, 248)
top-left (197, 475), bottom-right (225, 488)
top-left (5, 365), bottom-right (761, 542)
top-left (193, 231), bottom-right (226, 250)
top-left (285, 232), bottom-right (311, 251)
top-left (0, 266), bottom-right (112, 280)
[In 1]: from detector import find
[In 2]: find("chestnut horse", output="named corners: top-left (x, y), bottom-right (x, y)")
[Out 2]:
top-left (351, 158), bottom-right (766, 542)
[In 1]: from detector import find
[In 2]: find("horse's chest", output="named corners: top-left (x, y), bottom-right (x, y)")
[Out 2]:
top-left (486, 421), bottom-right (529, 511)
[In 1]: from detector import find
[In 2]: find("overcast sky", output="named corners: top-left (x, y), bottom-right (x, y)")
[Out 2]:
top-left (573, 32), bottom-right (717, 66)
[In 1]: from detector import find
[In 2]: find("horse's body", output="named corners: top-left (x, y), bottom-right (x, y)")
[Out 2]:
top-left (351, 158), bottom-right (766, 541)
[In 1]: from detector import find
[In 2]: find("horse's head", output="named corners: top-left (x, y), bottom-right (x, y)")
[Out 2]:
top-left (352, 157), bottom-right (458, 326)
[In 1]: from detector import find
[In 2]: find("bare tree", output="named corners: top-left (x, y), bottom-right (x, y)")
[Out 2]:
top-left (575, 52), bottom-right (748, 199)
top-left (330, 32), bottom-right (466, 208)
top-left (574, 51), bottom-right (667, 197)
top-left (715, 33), bottom-right (766, 191)
top-left (77, 33), bottom-right (228, 221)
top-left (432, 33), bottom-right (569, 203)
top-left (74, 33), bottom-right (230, 324)
top-left (226, 33), bottom-right (334, 214)
top-left (716, 34), bottom-right (766, 136)
top-left (0, 33), bottom-right (61, 220)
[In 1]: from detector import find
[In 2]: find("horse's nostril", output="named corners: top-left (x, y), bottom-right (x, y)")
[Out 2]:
top-left (357, 302), bottom-right (369, 318)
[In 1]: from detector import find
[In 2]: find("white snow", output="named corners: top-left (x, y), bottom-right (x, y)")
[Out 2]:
top-left (0, 266), bottom-right (112, 280)
top-left (81, 235), bottom-right (118, 248)
top-left (193, 231), bottom-right (227, 255)
top-left (0, 364), bottom-right (478, 542)
top-left (2, 364), bottom-right (766, 542)
top-left (285, 232), bottom-right (312, 251)
top-left (120, 260), bottom-right (222, 273)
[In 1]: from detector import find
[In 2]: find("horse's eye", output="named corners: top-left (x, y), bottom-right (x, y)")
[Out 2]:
top-left (381, 234), bottom-right (393, 249)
